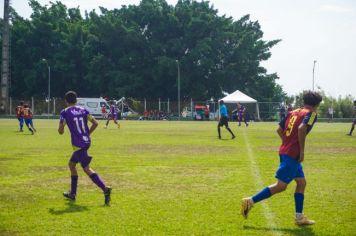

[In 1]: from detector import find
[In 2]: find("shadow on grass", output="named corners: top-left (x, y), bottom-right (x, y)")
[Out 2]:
top-left (243, 225), bottom-right (316, 236)
top-left (48, 201), bottom-right (89, 215)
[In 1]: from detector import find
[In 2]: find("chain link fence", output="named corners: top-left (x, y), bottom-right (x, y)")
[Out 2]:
top-left (4, 97), bottom-right (354, 122)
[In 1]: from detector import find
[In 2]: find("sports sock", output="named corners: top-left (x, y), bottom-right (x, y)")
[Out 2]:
top-left (227, 127), bottom-right (235, 137)
top-left (350, 126), bottom-right (354, 135)
top-left (217, 126), bottom-right (221, 138)
top-left (71, 175), bottom-right (78, 195)
top-left (89, 173), bottom-right (106, 191)
top-left (294, 192), bottom-right (304, 214)
top-left (252, 187), bottom-right (272, 203)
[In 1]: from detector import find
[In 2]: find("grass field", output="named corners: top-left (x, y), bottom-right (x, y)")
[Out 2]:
top-left (0, 119), bottom-right (355, 236)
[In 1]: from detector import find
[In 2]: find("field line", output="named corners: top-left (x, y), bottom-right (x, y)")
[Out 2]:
top-left (241, 129), bottom-right (281, 235)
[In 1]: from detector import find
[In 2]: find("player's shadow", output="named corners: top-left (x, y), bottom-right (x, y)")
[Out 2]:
top-left (48, 201), bottom-right (89, 215)
top-left (243, 225), bottom-right (316, 236)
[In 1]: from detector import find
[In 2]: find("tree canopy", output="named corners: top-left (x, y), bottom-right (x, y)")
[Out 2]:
top-left (3, 0), bottom-right (285, 101)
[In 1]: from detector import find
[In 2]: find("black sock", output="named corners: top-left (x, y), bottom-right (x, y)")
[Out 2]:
top-left (227, 127), bottom-right (235, 137)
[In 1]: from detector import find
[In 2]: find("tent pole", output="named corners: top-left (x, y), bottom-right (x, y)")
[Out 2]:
top-left (256, 102), bottom-right (260, 121)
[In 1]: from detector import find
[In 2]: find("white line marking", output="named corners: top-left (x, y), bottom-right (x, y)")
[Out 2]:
top-left (242, 130), bottom-right (281, 235)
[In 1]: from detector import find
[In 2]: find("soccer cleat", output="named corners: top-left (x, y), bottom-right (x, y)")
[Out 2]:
top-left (241, 198), bottom-right (253, 219)
top-left (63, 191), bottom-right (76, 201)
top-left (232, 135), bottom-right (236, 139)
top-left (117, 124), bottom-right (120, 129)
top-left (347, 133), bottom-right (352, 136)
top-left (104, 186), bottom-right (112, 205)
top-left (295, 216), bottom-right (315, 226)
top-left (218, 136), bottom-right (221, 139)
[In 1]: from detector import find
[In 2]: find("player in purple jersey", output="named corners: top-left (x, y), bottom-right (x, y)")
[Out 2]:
top-left (237, 103), bottom-right (249, 127)
top-left (58, 91), bottom-right (112, 205)
top-left (347, 100), bottom-right (356, 136)
top-left (105, 103), bottom-right (120, 129)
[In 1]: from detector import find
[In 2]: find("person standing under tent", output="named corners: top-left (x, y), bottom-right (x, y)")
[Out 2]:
top-left (218, 100), bottom-right (235, 140)
top-left (237, 103), bottom-right (249, 127)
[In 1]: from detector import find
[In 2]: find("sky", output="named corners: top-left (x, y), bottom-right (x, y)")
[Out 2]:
top-left (1, 0), bottom-right (355, 97)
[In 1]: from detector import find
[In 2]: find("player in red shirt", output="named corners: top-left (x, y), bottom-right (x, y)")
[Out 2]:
top-left (15, 101), bottom-right (24, 132)
top-left (241, 91), bottom-right (322, 226)
top-left (101, 104), bottom-right (107, 119)
top-left (23, 104), bottom-right (36, 134)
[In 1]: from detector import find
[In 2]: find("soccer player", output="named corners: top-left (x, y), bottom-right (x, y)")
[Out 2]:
top-left (347, 100), bottom-right (356, 136)
top-left (58, 91), bottom-right (112, 205)
top-left (218, 100), bottom-right (235, 139)
top-left (237, 103), bottom-right (249, 127)
top-left (241, 91), bottom-right (322, 226)
top-left (101, 104), bottom-right (107, 119)
top-left (105, 103), bottom-right (120, 129)
top-left (23, 104), bottom-right (36, 134)
top-left (15, 101), bottom-right (24, 132)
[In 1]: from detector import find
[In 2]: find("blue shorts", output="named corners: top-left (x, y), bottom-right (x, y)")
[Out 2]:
top-left (275, 154), bottom-right (304, 184)
top-left (25, 118), bottom-right (33, 126)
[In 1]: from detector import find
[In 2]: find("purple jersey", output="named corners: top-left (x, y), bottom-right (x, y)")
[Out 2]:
top-left (60, 106), bottom-right (92, 148)
top-left (238, 105), bottom-right (245, 114)
top-left (110, 105), bottom-right (117, 115)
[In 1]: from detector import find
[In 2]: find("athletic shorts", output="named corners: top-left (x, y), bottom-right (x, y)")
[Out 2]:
top-left (70, 148), bottom-right (92, 168)
top-left (275, 154), bottom-right (304, 184)
top-left (219, 116), bottom-right (229, 127)
top-left (25, 118), bottom-right (33, 126)
top-left (353, 118), bottom-right (356, 125)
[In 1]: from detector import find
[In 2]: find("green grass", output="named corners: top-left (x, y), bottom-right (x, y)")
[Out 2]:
top-left (0, 119), bottom-right (355, 235)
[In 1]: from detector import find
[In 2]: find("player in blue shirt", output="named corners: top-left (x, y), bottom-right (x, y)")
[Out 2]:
top-left (218, 100), bottom-right (235, 139)
top-left (58, 91), bottom-right (112, 205)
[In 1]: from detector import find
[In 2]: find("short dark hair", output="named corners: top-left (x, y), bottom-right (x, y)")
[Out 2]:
top-left (23, 104), bottom-right (29, 108)
top-left (219, 100), bottom-right (224, 105)
top-left (65, 91), bottom-right (77, 104)
top-left (303, 91), bottom-right (322, 107)
top-left (20, 101), bottom-right (24, 106)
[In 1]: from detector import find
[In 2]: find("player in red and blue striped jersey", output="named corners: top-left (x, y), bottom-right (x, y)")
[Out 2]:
top-left (23, 104), bottom-right (36, 135)
top-left (15, 101), bottom-right (24, 132)
top-left (241, 91), bottom-right (322, 226)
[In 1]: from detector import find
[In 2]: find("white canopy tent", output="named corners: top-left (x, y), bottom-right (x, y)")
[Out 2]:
top-left (219, 90), bottom-right (260, 120)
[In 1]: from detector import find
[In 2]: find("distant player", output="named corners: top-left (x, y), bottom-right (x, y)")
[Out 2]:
top-left (279, 103), bottom-right (286, 122)
top-left (347, 100), bottom-right (356, 136)
top-left (237, 103), bottom-right (248, 127)
top-left (58, 91), bottom-right (112, 205)
top-left (101, 104), bottom-right (107, 119)
top-left (105, 103), bottom-right (120, 129)
top-left (241, 91), bottom-right (322, 226)
top-left (218, 100), bottom-right (235, 139)
top-left (15, 101), bottom-right (24, 132)
top-left (23, 104), bottom-right (36, 134)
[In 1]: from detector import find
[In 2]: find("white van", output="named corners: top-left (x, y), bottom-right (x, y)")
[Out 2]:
top-left (77, 98), bottom-right (110, 118)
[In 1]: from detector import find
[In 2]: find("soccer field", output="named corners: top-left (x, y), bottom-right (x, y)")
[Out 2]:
top-left (0, 119), bottom-right (355, 235)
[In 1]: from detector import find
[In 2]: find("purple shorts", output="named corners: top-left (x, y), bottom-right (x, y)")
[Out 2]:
top-left (70, 148), bottom-right (92, 168)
